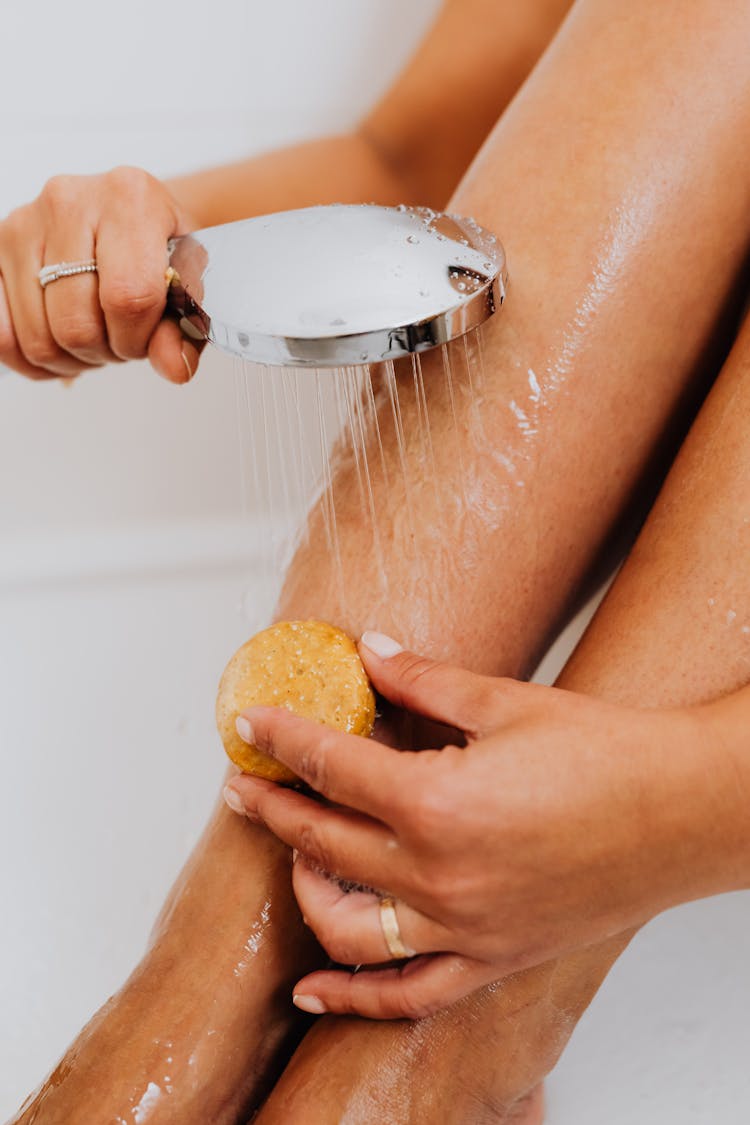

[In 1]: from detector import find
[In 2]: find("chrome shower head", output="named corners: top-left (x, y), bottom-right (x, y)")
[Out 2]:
top-left (166, 203), bottom-right (506, 368)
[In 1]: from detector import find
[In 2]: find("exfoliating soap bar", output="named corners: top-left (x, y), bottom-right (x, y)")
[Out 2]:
top-left (216, 619), bottom-right (375, 783)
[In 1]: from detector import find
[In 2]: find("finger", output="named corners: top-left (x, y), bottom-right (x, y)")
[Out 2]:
top-left (236, 706), bottom-right (414, 821)
top-left (0, 272), bottom-right (57, 380)
top-left (292, 856), bottom-right (450, 966)
top-left (42, 222), bottom-right (116, 366)
top-left (224, 773), bottom-right (411, 893)
top-left (359, 633), bottom-right (509, 737)
top-left (1, 243), bottom-right (86, 378)
top-left (148, 318), bottom-right (204, 385)
top-left (293, 953), bottom-right (491, 1020)
top-left (96, 170), bottom-right (181, 360)
top-left (97, 223), bottom-right (170, 361)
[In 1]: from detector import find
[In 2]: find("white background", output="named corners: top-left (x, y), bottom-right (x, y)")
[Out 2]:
top-left (0, 2), bottom-right (748, 1120)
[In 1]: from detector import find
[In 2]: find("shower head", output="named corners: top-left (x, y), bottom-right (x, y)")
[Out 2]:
top-left (166, 204), bottom-right (506, 369)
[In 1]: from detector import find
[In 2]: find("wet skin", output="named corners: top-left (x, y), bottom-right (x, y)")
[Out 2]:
top-left (10, 0), bottom-right (750, 1122)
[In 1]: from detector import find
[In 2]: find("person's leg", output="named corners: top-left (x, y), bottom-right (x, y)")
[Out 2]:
top-left (252, 0), bottom-right (750, 1120)
top-left (13, 0), bottom-right (750, 1121)
top-left (254, 237), bottom-right (750, 1125)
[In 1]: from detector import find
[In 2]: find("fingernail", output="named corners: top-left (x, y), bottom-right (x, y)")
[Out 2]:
top-left (360, 631), bottom-right (403, 659)
top-left (223, 785), bottom-right (245, 815)
top-left (293, 994), bottom-right (327, 1015)
top-left (292, 848), bottom-right (299, 863)
top-left (181, 346), bottom-right (195, 381)
top-left (236, 715), bottom-right (254, 743)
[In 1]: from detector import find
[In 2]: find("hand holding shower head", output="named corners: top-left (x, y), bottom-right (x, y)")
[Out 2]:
top-left (166, 204), bottom-right (506, 368)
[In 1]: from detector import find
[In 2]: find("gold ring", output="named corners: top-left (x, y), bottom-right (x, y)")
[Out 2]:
top-left (379, 896), bottom-right (414, 960)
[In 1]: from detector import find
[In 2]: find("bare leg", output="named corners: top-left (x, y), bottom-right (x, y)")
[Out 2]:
top-left (13, 0), bottom-right (750, 1121)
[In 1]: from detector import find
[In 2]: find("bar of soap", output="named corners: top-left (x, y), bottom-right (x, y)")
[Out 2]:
top-left (216, 619), bottom-right (375, 783)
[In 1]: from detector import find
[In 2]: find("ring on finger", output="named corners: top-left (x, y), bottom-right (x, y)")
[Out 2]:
top-left (379, 896), bottom-right (415, 960)
top-left (38, 259), bottom-right (98, 289)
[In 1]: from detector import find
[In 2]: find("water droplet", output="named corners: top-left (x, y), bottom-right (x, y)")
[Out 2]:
top-left (406, 234), bottom-right (419, 244)
top-left (396, 203), bottom-right (408, 213)
top-left (457, 281), bottom-right (467, 291)
top-left (483, 261), bottom-right (493, 271)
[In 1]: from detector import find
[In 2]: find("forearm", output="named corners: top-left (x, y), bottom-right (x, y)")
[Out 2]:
top-left (165, 132), bottom-right (412, 229)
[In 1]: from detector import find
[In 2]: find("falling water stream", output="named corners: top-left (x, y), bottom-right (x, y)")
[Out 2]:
top-left (232, 330), bottom-right (489, 637)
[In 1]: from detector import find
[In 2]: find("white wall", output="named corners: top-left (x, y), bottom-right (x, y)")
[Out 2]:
top-left (1, 3), bottom-right (748, 1122)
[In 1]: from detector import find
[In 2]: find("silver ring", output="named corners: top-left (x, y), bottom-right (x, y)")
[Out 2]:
top-left (38, 260), bottom-right (97, 289)
top-left (379, 896), bottom-right (414, 960)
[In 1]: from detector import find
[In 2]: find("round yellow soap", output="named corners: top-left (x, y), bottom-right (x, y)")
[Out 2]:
top-left (216, 619), bottom-right (376, 783)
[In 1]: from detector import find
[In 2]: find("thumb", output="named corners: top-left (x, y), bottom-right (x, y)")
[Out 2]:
top-left (148, 318), bottom-right (203, 384)
top-left (358, 632), bottom-right (504, 736)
